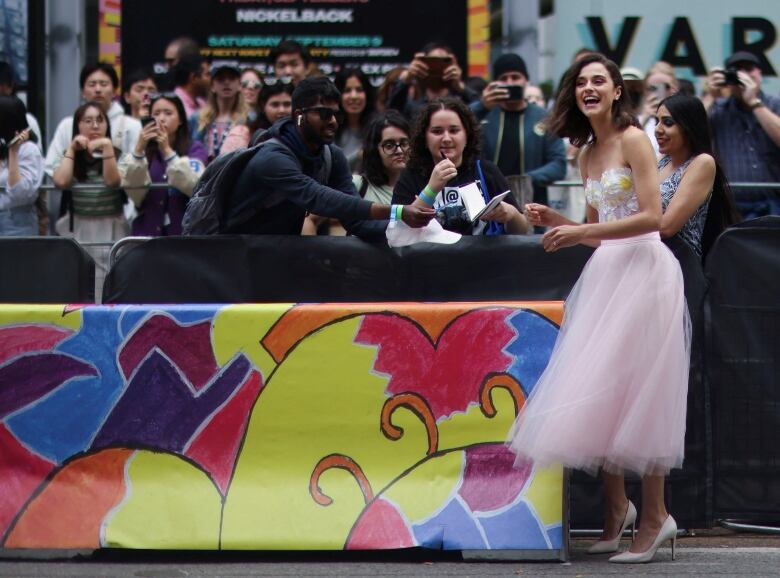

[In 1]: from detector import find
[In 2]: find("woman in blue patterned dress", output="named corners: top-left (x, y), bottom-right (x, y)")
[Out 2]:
top-left (655, 93), bottom-right (739, 258)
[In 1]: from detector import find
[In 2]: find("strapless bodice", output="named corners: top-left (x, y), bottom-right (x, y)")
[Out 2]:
top-left (585, 167), bottom-right (640, 223)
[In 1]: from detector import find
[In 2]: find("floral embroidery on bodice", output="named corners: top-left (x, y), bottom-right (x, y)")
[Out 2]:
top-left (585, 167), bottom-right (639, 223)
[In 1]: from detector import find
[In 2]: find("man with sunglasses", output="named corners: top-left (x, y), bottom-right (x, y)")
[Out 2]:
top-left (705, 51), bottom-right (780, 219)
top-left (223, 76), bottom-right (435, 237)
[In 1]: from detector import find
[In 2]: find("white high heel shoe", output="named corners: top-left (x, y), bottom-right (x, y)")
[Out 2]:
top-left (609, 515), bottom-right (677, 564)
top-left (586, 500), bottom-right (637, 554)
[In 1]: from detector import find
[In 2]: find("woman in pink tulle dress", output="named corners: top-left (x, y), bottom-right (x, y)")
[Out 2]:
top-left (506, 53), bottom-right (690, 564)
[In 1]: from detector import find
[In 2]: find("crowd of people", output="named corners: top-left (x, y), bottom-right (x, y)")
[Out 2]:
top-left (3, 36), bottom-right (779, 566)
top-left (0, 39), bottom-right (777, 271)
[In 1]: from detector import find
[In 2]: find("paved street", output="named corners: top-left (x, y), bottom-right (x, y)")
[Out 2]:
top-left (1, 530), bottom-right (779, 577)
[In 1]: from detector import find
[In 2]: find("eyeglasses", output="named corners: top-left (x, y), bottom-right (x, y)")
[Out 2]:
top-left (79, 116), bottom-right (106, 127)
top-left (380, 138), bottom-right (410, 154)
top-left (241, 80), bottom-right (263, 90)
top-left (301, 106), bottom-right (345, 124)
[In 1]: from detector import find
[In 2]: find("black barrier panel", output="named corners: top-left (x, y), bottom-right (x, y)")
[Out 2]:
top-left (0, 238), bottom-right (95, 303)
top-left (706, 216), bottom-right (780, 523)
top-left (569, 234), bottom-right (711, 530)
top-left (102, 235), bottom-right (594, 304)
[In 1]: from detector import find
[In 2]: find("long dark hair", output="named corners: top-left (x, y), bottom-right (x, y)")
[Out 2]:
top-left (70, 101), bottom-right (119, 182)
top-left (360, 110), bottom-right (410, 187)
top-left (660, 93), bottom-right (740, 256)
top-left (406, 96), bottom-right (481, 177)
top-left (333, 67), bottom-right (375, 140)
top-left (0, 95), bottom-right (34, 160)
top-left (548, 53), bottom-right (638, 147)
top-left (147, 93), bottom-right (191, 158)
top-left (250, 82), bottom-right (294, 131)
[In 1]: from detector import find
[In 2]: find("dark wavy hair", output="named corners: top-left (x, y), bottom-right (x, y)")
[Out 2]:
top-left (548, 53), bottom-right (638, 147)
top-left (406, 96), bottom-right (481, 177)
top-left (0, 96), bottom-right (33, 160)
top-left (251, 82), bottom-right (294, 131)
top-left (659, 93), bottom-right (740, 256)
top-left (333, 67), bottom-right (375, 141)
top-left (70, 101), bottom-right (119, 182)
top-left (359, 110), bottom-right (410, 188)
top-left (146, 93), bottom-right (191, 158)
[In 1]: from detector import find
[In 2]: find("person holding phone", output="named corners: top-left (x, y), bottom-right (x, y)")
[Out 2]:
top-left (119, 93), bottom-right (206, 236)
top-left (386, 42), bottom-right (479, 119)
top-left (637, 62), bottom-right (679, 155)
top-left (470, 53), bottom-right (566, 210)
top-left (0, 96), bottom-right (43, 236)
top-left (704, 51), bottom-right (780, 219)
top-left (393, 96), bottom-right (527, 235)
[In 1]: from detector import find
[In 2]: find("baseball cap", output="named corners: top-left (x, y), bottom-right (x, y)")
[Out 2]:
top-left (209, 60), bottom-right (241, 78)
top-left (725, 51), bottom-right (761, 69)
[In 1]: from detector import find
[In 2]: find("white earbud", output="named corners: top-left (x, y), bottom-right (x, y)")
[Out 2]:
top-left (297, 115), bottom-right (302, 126)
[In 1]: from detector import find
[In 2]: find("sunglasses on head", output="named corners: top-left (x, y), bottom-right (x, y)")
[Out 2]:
top-left (241, 80), bottom-right (263, 90)
top-left (380, 138), bottom-right (410, 154)
top-left (301, 106), bottom-right (344, 124)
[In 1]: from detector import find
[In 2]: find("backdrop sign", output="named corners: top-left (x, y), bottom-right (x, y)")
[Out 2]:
top-left (120, 0), bottom-right (468, 86)
top-left (555, 0), bottom-right (780, 94)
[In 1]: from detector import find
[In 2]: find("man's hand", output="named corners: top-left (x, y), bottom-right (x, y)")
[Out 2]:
top-left (443, 60), bottom-right (464, 91)
top-left (400, 52), bottom-right (428, 84)
top-left (735, 70), bottom-right (759, 104)
top-left (401, 205), bottom-right (436, 228)
top-left (480, 82), bottom-right (510, 110)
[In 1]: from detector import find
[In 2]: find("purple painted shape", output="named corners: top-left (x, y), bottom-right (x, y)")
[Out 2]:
top-left (0, 354), bottom-right (97, 419)
top-left (91, 351), bottom-right (250, 453)
top-left (459, 445), bottom-right (533, 513)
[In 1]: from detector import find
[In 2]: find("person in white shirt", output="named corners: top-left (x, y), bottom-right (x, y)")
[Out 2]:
top-left (45, 62), bottom-right (141, 177)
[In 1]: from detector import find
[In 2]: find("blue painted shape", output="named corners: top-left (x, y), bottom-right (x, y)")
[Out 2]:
top-left (505, 310), bottom-right (558, 396)
top-left (478, 499), bottom-right (550, 550)
top-left (411, 499), bottom-right (486, 550)
top-left (6, 307), bottom-right (128, 463)
top-left (547, 524), bottom-right (563, 550)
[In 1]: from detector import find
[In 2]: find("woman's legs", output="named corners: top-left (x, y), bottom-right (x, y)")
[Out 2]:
top-left (600, 470), bottom-right (629, 539)
top-left (630, 474), bottom-right (669, 552)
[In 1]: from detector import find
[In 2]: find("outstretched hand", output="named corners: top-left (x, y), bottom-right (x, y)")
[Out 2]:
top-left (401, 204), bottom-right (436, 228)
top-left (525, 203), bottom-right (563, 228)
top-left (542, 225), bottom-right (585, 252)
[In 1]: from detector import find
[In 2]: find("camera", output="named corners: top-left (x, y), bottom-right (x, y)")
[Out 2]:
top-left (724, 68), bottom-right (742, 86)
top-left (497, 84), bottom-right (524, 102)
top-left (435, 204), bottom-right (472, 234)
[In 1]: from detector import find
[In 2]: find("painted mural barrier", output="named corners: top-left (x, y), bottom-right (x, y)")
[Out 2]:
top-left (0, 302), bottom-right (566, 557)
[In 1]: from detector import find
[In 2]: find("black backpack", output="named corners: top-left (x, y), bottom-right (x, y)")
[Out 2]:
top-left (182, 133), bottom-right (332, 235)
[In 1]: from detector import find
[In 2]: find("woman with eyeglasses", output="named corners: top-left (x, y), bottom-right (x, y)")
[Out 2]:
top-left (0, 96), bottom-right (43, 236)
top-left (52, 101), bottom-right (128, 289)
top-left (119, 93), bottom-right (207, 236)
top-left (334, 67), bottom-right (375, 172)
top-left (353, 111), bottom-right (410, 205)
top-left (393, 96), bottom-right (528, 235)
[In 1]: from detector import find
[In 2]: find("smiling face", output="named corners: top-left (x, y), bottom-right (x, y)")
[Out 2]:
top-left (151, 98), bottom-right (181, 139)
top-left (426, 108), bottom-right (466, 167)
top-left (264, 92), bottom-right (292, 123)
top-left (654, 104), bottom-right (689, 158)
top-left (299, 98), bottom-right (340, 146)
top-left (575, 62), bottom-right (621, 119)
top-left (341, 75), bottom-right (366, 116)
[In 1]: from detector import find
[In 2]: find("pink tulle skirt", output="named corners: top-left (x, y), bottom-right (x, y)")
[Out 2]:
top-left (507, 232), bottom-right (691, 476)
